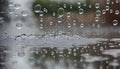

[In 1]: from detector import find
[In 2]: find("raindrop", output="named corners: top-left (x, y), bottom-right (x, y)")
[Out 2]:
top-left (53, 12), bottom-right (56, 16)
top-left (106, 0), bottom-right (110, 4)
top-left (58, 7), bottom-right (64, 18)
top-left (95, 3), bottom-right (100, 9)
top-left (102, 9), bottom-right (106, 14)
top-left (39, 11), bottom-right (44, 17)
top-left (77, 1), bottom-right (81, 5)
top-left (50, 21), bottom-right (53, 26)
top-left (8, 9), bottom-right (14, 14)
top-left (96, 10), bottom-right (101, 17)
top-left (115, 10), bottom-right (119, 15)
top-left (43, 8), bottom-right (48, 13)
top-left (67, 12), bottom-right (71, 18)
top-left (16, 22), bottom-right (23, 30)
top-left (40, 24), bottom-right (44, 29)
top-left (57, 17), bottom-right (62, 23)
top-left (63, 4), bottom-right (67, 8)
top-left (113, 19), bottom-right (119, 26)
top-left (95, 16), bottom-right (100, 22)
top-left (89, 5), bottom-right (92, 8)
top-left (110, 9), bottom-right (113, 13)
top-left (34, 4), bottom-right (41, 13)
top-left (70, 5), bottom-right (73, 9)
top-left (79, 8), bottom-right (84, 15)
top-left (21, 10), bottom-right (28, 17)
top-left (14, 4), bottom-right (21, 10)
top-left (105, 6), bottom-right (110, 11)
top-left (67, 23), bottom-right (71, 29)
top-left (80, 23), bottom-right (84, 28)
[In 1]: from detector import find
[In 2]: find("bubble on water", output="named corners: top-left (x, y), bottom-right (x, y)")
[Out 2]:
top-left (96, 10), bottom-right (101, 17)
top-left (58, 7), bottom-right (64, 18)
top-left (21, 10), bottom-right (28, 17)
top-left (106, 0), bottom-right (110, 4)
top-left (79, 8), bottom-right (84, 15)
top-left (95, 3), bottom-right (100, 9)
top-left (34, 4), bottom-right (41, 13)
top-left (105, 6), bottom-right (110, 11)
top-left (113, 19), bottom-right (119, 26)
top-left (16, 22), bottom-right (23, 30)
top-left (39, 11), bottom-right (44, 17)
top-left (115, 10), bottom-right (119, 15)
top-left (14, 4), bottom-right (21, 10)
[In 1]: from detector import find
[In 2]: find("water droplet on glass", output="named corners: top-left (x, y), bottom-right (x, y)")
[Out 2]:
top-left (34, 4), bottom-right (41, 13)
top-left (43, 8), bottom-right (48, 13)
top-left (115, 10), bottom-right (119, 15)
top-left (110, 9), bottom-right (113, 13)
top-left (40, 24), bottom-right (44, 29)
top-left (105, 6), bottom-right (110, 11)
top-left (16, 22), bottom-right (23, 30)
top-left (21, 10), bottom-right (28, 17)
top-left (58, 8), bottom-right (64, 18)
top-left (106, 0), bottom-right (110, 4)
top-left (95, 16), bottom-right (100, 22)
top-left (14, 4), bottom-right (21, 10)
top-left (79, 8), bottom-right (84, 15)
top-left (96, 10), bottom-right (101, 17)
top-left (63, 4), bottom-right (67, 8)
top-left (57, 17), bottom-right (62, 23)
top-left (95, 3), bottom-right (100, 9)
top-left (113, 19), bottom-right (119, 26)
top-left (39, 11), bottom-right (44, 17)
top-left (102, 9), bottom-right (106, 14)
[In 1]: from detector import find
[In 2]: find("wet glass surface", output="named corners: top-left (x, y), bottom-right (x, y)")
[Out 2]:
top-left (0, 0), bottom-right (120, 69)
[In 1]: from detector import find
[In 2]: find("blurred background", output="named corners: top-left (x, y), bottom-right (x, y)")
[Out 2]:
top-left (0, 0), bottom-right (120, 69)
